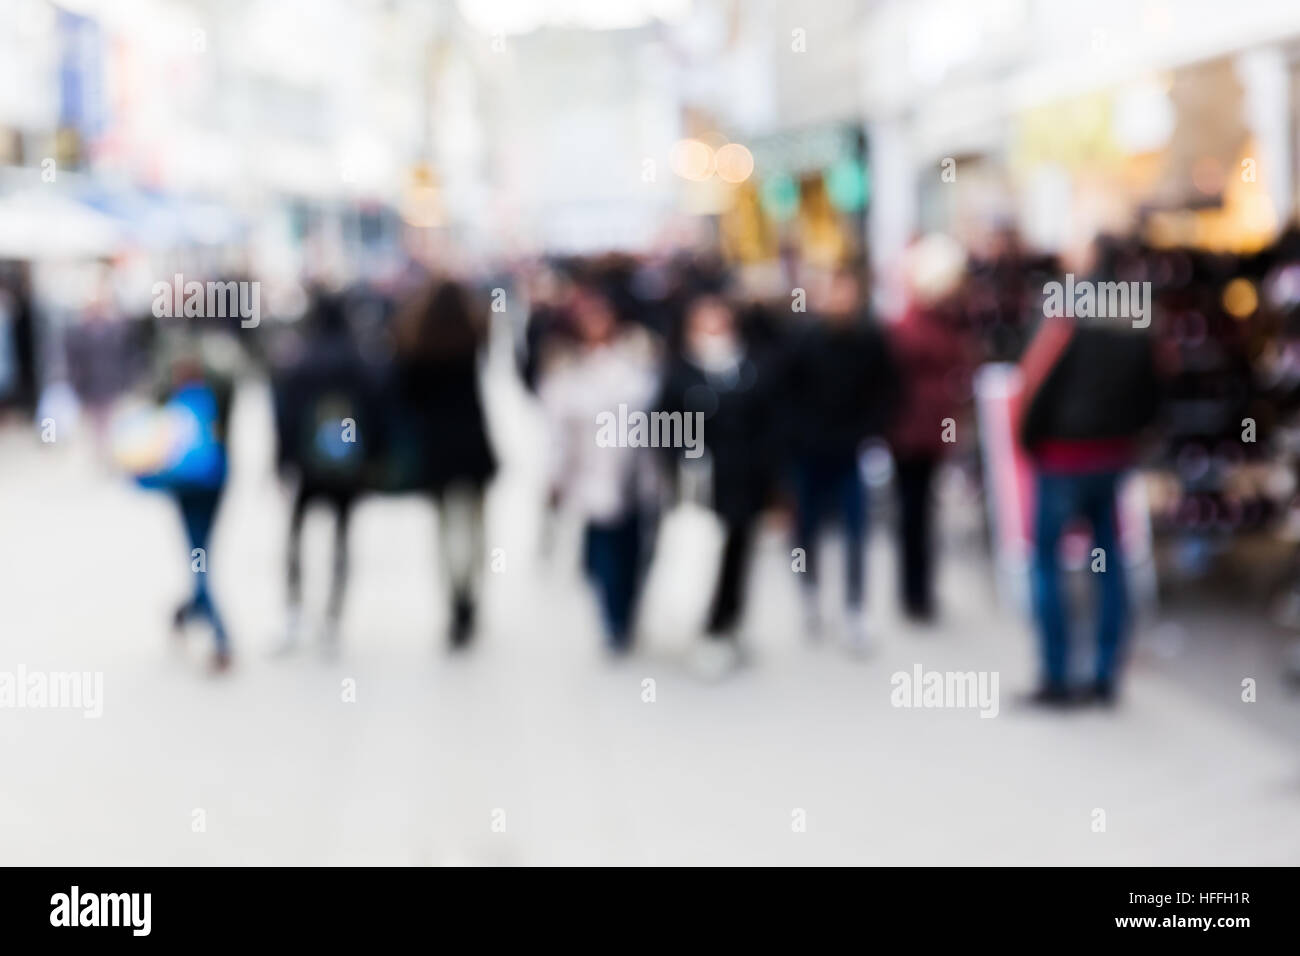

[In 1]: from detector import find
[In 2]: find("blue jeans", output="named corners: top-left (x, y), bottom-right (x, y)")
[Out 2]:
top-left (583, 511), bottom-right (642, 649)
top-left (1031, 471), bottom-right (1128, 689)
top-left (176, 489), bottom-right (228, 653)
top-left (793, 455), bottom-right (867, 609)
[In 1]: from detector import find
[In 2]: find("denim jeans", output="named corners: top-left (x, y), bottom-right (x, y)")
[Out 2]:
top-left (176, 488), bottom-right (228, 653)
top-left (583, 511), bottom-right (642, 649)
top-left (793, 454), bottom-right (867, 609)
top-left (1031, 470), bottom-right (1128, 689)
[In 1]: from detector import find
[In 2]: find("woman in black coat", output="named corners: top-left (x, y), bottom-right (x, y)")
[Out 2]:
top-left (395, 279), bottom-right (498, 648)
top-left (655, 294), bottom-right (778, 676)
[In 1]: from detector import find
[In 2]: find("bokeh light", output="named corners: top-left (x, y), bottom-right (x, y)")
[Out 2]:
top-left (714, 142), bottom-right (754, 183)
top-left (670, 139), bottom-right (714, 182)
top-left (1222, 277), bottom-right (1258, 319)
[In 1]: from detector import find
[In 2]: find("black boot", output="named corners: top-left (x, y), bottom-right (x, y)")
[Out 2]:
top-left (1021, 682), bottom-right (1075, 709)
top-left (1085, 679), bottom-right (1117, 707)
top-left (449, 595), bottom-right (475, 650)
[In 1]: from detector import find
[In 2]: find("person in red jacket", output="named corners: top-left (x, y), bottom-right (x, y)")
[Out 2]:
top-left (888, 235), bottom-right (972, 620)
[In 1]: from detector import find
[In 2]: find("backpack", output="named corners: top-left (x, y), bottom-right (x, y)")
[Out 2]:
top-left (300, 391), bottom-right (366, 483)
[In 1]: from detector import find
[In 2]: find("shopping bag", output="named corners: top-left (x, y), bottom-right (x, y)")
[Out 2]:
top-left (111, 402), bottom-right (175, 476)
top-left (123, 383), bottom-right (226, 491)
top-left (635, 457), bottom-right (726, 648)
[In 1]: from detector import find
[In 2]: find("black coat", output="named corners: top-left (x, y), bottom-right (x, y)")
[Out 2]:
top-left (655, 351), bottom-right (779, 524)
top-left (781, 317), bottom-right (900, 462)
top-left (396, 354), bottom-right (497, 493)
top-left (273, 333), bottom-right (385, 489)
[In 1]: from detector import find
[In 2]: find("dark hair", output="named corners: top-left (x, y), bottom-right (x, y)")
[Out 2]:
top-left (307, 288), bottom-right (350, 337)
top-left (400, 279), bottom-right (484, 360)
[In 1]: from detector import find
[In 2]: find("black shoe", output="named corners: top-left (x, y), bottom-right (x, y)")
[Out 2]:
top-left (171, 602), bottom-right (192, 635)
top-left (1085, 680), bottom-right (1117, 706)
top-left (903, 600), bottom-right (936, 624)
top-left (1022, 683), bottom-right (1074, 708)
top-left (449, 596), bottom-right (475, 650)
top-left (605, 638), bottom-right (634, 659)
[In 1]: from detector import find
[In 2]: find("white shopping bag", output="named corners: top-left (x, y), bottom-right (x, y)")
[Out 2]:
top-left (636, 457), bottom-right (726, 649)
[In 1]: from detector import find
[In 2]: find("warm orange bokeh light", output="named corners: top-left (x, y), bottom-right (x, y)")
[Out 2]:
top-left (1222, 277), bottom-right (1258, 319)
top-left (670, 139), bottom-right (715, 181)
top-left (714, 142), bottom-right (754, 183)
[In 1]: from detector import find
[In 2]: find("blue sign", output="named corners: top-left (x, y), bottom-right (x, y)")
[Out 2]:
top-left (58, 8), bottom-right (106, 140)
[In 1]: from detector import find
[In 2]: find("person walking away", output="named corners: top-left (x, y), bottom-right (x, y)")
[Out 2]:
top-left (65, 275), bottom-right (133, 459)
top-left (784, 267), bottom-right (900, 651)
top-left (272, 290), bottom-right (382, 652)
top-left (133, 335), bottom-right (236, 671)
top-left (394, 279), bottom-right (498, 650)
top-left (888, 235), bottom-right (972, 621)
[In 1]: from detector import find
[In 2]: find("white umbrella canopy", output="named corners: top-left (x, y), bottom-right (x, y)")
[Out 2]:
top-left (0, 189), bottom-right (125, 260)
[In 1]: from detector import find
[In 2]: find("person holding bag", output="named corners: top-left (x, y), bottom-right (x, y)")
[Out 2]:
top-left (122, 335), bottom-right (235, 671)
top-left (653, 294), bottom-right (778, 679)
top-left (539, 281), bottom-right (660, 653)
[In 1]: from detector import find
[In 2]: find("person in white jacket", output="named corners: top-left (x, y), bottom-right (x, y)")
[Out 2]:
top-left (539, 283), bottom-right (661, 651)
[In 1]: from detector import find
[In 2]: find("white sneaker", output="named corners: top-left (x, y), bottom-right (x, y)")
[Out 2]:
top-left (689, 636), bottom-right (741, 681)
top-left (844, 609), bottom-right (872, 655)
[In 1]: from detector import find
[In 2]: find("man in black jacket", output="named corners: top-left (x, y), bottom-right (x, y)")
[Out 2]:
top-left (1018, 309), bottom-right (1165, 705)
top-left (783, 268), bottom-right (900, 650)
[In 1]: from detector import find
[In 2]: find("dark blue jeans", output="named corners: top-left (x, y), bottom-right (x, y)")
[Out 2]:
top-left (583, 511), bottom-right (642, 649)
top-left (176, 488), bottom-right (228, 653)
top-left (1031, 470), bottom-right (1128, 689)
top-left (793, 454), bottom-right (867, 609)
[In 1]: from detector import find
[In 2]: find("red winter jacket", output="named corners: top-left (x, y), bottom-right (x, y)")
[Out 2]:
top-left (888, 300), bottom-right (972, 459)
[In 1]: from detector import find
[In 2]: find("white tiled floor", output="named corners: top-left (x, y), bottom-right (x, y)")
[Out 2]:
top-left (2, 370), bottom-right (1298, 865)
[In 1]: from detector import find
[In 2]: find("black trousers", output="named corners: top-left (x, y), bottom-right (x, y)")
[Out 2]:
top-left (287, 483), bottom-right (357, 619)
top-left (894, 456), bottom-right (937, 616)
top-left (706, 519), bottom-right (757, 638)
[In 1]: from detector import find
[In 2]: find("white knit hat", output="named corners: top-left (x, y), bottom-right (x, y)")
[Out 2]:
top-left (906, 233), bottom-right (967, 305)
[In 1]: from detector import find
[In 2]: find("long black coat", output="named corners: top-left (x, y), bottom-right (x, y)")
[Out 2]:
top-left (396, 354), bottom-right (497, 494)
top-left (655, 351), bottom-right (779, 525)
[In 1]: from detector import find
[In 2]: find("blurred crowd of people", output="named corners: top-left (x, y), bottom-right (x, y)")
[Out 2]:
top-left (281, 252), bottom-right (962, 682)
top-left (15, 219), bottom-right (1300, 697)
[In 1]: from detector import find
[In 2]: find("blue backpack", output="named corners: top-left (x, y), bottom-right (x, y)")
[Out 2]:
top-left (300, 392), bottom-right (366, 483)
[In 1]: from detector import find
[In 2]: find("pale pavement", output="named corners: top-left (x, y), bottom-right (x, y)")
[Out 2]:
top-left (2, 361), bottom-right (1298, 865)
